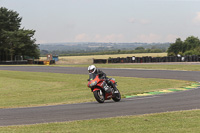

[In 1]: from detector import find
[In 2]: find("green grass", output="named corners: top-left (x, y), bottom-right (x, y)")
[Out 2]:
top-left (0, 70), bottom-right (193, 108)
top-left (1, 109), bottom-right (200, 133)
top-left (55, 63), bottom-right (200, 71)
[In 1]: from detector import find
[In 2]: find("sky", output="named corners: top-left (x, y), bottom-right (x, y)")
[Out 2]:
top-left (1, 0), bottom-right (200, 44)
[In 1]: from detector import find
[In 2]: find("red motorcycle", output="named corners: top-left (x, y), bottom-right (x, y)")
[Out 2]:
top-left (87, 73), bottom-right (121, 103)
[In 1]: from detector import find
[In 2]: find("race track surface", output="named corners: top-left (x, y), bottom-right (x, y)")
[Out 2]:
top-left (0, 66), bottom-right (200, 126)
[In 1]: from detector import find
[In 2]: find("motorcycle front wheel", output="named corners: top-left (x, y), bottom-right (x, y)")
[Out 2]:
top-left (112, 88), bottom-right (121, 102)
top-left (93, 90), bottom-right (105, 103)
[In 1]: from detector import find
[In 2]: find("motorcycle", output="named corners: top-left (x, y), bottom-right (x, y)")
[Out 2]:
top-left (87, 73), bottom-right (121, 103)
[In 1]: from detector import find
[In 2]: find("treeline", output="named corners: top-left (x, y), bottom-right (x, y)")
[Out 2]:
top-left (57, 48), bottom-right (164, 56)
top-left (167, 36), bottom-right (200, 56)
top-left (0, 7), bottom-right (40, 61)
top-left (40, 43), bottom-right (169, 56)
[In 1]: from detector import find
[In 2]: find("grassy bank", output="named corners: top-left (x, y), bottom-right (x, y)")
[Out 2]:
top-left (1, 109), bottom-right (200, 133)
top-left (0, 70), bottom-right (192, 108)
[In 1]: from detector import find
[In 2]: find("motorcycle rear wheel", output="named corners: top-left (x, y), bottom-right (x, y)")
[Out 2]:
top-left (93, 90), bottom-right (105, 103)
top-left (112, 88), bottom-right (121, 102)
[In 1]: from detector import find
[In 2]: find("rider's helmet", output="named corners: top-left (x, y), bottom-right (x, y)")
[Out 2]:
top-left (88, 65), bottom-right (96, 74)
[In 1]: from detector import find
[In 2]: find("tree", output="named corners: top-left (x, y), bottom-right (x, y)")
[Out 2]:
top-left (184, 36), bottom-right (200, 51)
top-left (167, 36), bottom-right (200, 56)
top-left (135, 47), bottom-right (145, 50)
top-left (167, 38), bottom-right (183, 56)
top-left (0, 7), bottom-right (39, 61)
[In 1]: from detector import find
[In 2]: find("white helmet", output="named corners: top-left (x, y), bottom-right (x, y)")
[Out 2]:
top-left (88, 65), bottom-right (96, 74)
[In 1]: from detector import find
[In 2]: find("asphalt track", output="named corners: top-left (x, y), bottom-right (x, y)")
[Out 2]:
top-left (0, 66), bottom-right (200, 126)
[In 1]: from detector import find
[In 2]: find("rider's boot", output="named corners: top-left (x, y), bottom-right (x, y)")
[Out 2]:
top-left (107, 80), bottom-right (118, 93)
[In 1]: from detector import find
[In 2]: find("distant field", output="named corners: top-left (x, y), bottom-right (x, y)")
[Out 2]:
top-left (40, 53), bottom-right (167, 64)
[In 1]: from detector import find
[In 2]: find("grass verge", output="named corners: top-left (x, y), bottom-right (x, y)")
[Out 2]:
top-left (0, 70), bottom-right (193, 108)
top-left (54, 63), bottom-right (200, 71)
top-left (1, 109), bottom-right (200, 133)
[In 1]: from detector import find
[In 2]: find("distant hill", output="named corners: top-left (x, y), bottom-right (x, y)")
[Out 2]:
top-left (39, 42), bottom-right (171, 55)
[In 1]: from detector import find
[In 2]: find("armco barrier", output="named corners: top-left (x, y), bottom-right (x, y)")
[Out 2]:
top-left (94, 55), bottom-right (200, 64)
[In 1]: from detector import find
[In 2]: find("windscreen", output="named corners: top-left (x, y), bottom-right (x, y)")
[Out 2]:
top-left (89, 73), bottom-right (97, 80)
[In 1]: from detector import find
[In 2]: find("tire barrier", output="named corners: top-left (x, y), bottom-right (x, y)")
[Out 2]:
top-left (93, 59), bottom-right (107, 64)
top-left (0, 60), bottom-right (55, 65)
top-left (94, 55), bottom-right (200, 64)
top-left (0, 60), bottom-right (28, 65)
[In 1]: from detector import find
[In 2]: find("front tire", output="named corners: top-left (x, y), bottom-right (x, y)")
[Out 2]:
top-left (112, 88), bottom-right (121, 102)
top-left (93, 90), bottom-right (105, 103)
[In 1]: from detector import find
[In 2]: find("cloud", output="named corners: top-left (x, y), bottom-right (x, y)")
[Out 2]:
top-left (74, 33), bottom-right (125, 42)
top-left (193, 12), bottom-right (200, 25)
top-left (133, 34), bottom-right (181, 43)
top-left (95, 34), bottom-right (125, 42)
top-left (132, 33), bottom-right (181, 43)
top-left (129, 18), bottom-right (151, 25)
top-left (75, 33), bottom-right (90, 42)
top-left (165, 34), bottom-right (179, 42)
top-left (94, 34), bottom-right (101, 41)
top-left (74, 33), bottom-right (178, 43)
top-left (133, 33), bottom-right (162, 43)
top-left (103, 34), bottom-right (125, 42)
top-left (129, 18), bottom-right (136, 23)
top-left (140, 19), bottom-right (151, 25)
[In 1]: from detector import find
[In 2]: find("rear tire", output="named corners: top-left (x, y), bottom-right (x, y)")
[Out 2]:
top-left (93, 90), bottom-right (105, 103)
top-left (112, 88), bottom-right (121, 102)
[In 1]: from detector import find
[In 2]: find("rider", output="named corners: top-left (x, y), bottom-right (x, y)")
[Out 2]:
top-left (88, 65), bottom-right (117, 91)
